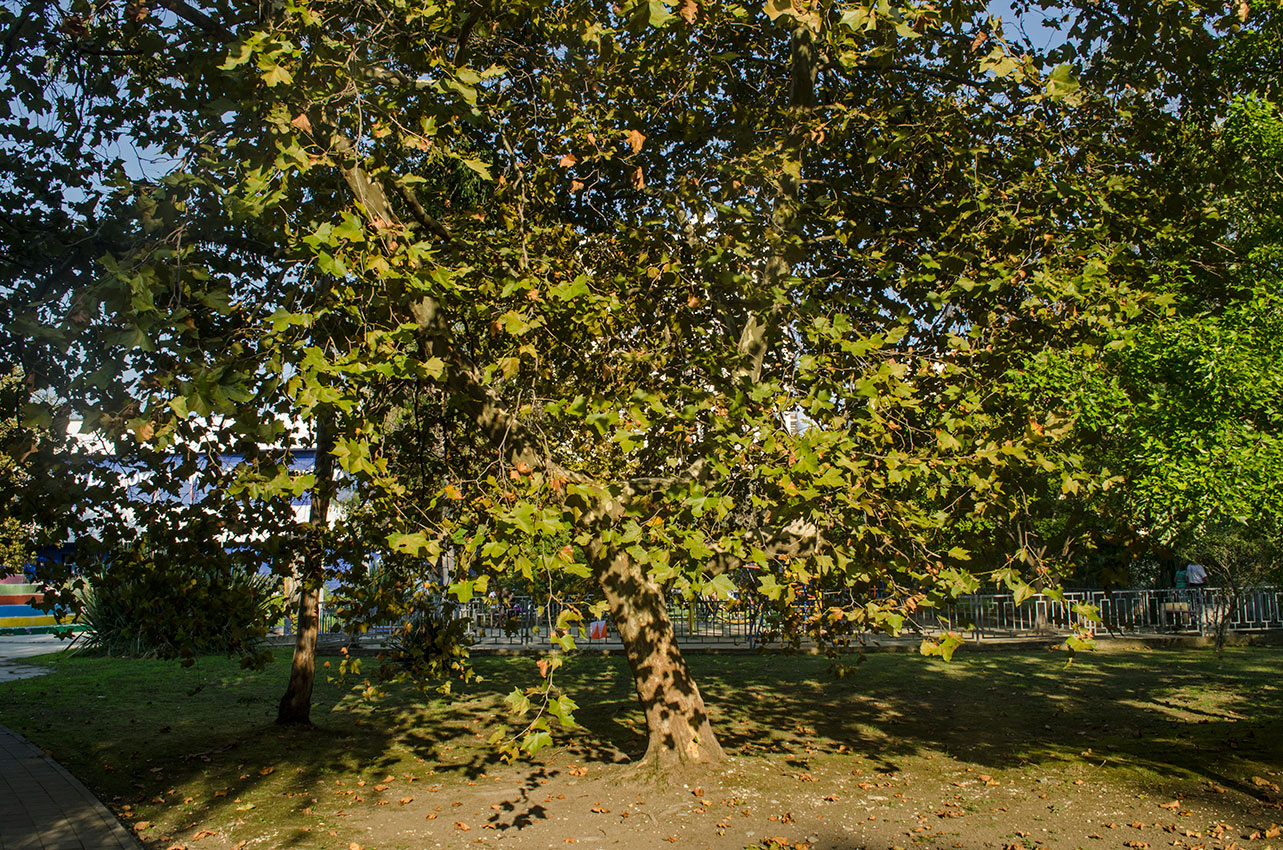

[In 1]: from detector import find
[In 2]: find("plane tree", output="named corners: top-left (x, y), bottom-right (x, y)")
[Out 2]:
top-left (3, 0), bottom-right (1233, 772)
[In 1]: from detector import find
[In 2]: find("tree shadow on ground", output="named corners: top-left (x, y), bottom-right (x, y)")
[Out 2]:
top-left (554, 646), bottom-right (1283, 801)
top-left (5, 645), bottom-right (1281, 848)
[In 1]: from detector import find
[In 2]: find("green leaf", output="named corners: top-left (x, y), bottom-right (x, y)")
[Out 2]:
top-left (461, 158), bottom-right (492, 180)
top-left (758, 574), bottom-right (783, 601)
top-left (523, 730), bottom-right (553, 755)
top-left (261, 64), bottom-right (293, 87)
top-left (1046, 63), bottom-right (1080, 101)
top-left (919, 633), bottom-right (964, 662)
top-left (504, 687), bottom-right (531, 716)
top-left (704, 573), bottom-right (736, 600)
top-left (448, 579), bottom-right (475, 603)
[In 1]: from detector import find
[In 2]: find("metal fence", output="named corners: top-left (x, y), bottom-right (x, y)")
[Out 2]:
top-left (894, 586), bottom-right (1283, 640)
top-left (312, 586), bottom-right (1283, 649)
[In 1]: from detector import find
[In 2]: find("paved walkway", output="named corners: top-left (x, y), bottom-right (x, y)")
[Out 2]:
top-left (0, 637), bottom-right (140, 850)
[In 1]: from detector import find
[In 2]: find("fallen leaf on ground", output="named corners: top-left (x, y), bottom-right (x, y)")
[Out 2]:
top-left (399, 797), bottom-right (414, 805)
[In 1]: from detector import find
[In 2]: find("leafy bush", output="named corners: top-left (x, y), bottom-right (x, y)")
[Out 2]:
top-left (74, 554), bottom-right (284, 663)
top-left (384, 598), bottom-right (473, 682)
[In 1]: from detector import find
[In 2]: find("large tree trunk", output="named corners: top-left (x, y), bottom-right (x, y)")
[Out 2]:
top-left (595, 548), bottom-right (724, 771)
top-left (277, 416), bottom-right (335, 726)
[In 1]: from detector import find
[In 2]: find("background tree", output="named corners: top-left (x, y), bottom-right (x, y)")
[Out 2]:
top-left (1014, 0), bottom-right (1283, 585)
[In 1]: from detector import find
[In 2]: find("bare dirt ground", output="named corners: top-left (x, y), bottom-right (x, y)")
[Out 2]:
top-left (296, 738), bottom-right (1282, 850)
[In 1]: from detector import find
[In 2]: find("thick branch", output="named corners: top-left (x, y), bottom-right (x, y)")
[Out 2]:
top-left (160, 0), bottom-right (224, 32)
top-left (391, 181), bottom-right (453, 242)
top-left (734, 25), bottom-right (817, 384)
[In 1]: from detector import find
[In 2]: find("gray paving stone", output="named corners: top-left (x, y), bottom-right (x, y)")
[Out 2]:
top-left (0, 726), bottom-right (141, 850)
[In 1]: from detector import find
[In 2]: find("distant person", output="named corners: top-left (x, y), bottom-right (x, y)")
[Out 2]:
top-left (1186, 562), bottom-right (1208, 588)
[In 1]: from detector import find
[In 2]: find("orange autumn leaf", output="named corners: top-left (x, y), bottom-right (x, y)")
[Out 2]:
top-left (626, 129), bottom-right (646, 154)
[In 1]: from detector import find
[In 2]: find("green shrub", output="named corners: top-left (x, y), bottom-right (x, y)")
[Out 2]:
top-left (74, 554), bottom-right (285, 663)
top-left (384, 599), bottom-right (473, 681)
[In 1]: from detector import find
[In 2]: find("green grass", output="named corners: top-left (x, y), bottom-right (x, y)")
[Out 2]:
top-left (2, 645), bottom-right (1280, 846)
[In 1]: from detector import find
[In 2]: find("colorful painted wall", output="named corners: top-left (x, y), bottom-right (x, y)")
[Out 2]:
top-left (0, 574), bottom-right (58, 634)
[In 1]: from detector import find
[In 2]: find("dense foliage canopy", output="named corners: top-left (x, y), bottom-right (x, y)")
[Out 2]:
top-left (4, 0), bottom-right (1281, 767)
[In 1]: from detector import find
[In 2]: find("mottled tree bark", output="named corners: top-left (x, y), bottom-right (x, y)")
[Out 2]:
top-left (595, 548), bottom-right (724, 770)
top-left (277, 415), bottom-right (335, 726)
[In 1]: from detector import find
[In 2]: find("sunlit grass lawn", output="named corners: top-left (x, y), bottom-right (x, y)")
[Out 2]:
top-left (1, 644), bottom-right (1280, 847)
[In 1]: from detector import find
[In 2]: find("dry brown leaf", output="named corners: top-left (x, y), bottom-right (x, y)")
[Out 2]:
top-left (678, 0), bottom-right (698, 23)
top-left (570, 179), bottom-right (585, 193)
top-left (134, 822), bottom-right (151, 832)
top-left (399, 797), bottom-right (414, 805)
top-left (349, 844), bottom-right (362, 850)
top-left (426, 813), bottom-right (437, 820)
top-left (559, 154), bottom-right (577, 168)
top-left (192, 829), bottom-right (217, 840)
top-left (1160, 801), bottom-right (1181, 810)
top-left (290, 113), bottom-right (313, 135)
top-left (455, 822), bottom-right (471, 831)
top-left (626, 129), bottom-right (646, 154)
top-left (374, 784), bottom-right (389, 792)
